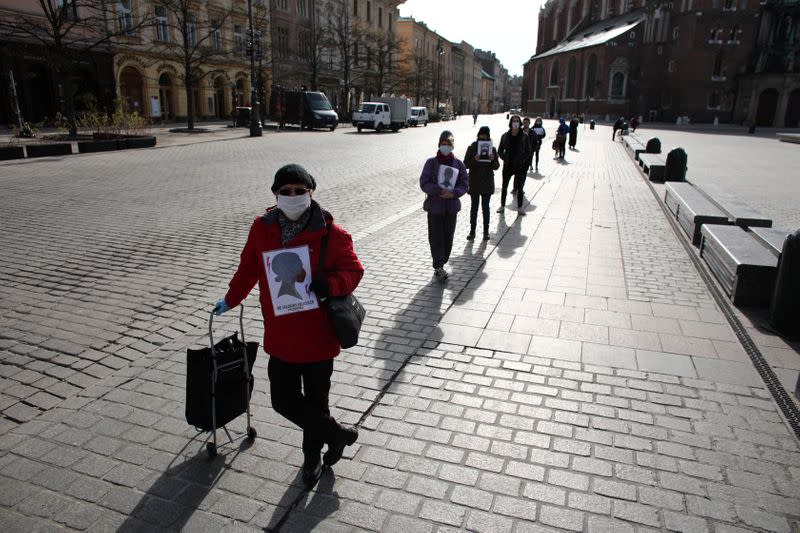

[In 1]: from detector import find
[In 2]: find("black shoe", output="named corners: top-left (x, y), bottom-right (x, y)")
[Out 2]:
top-left (483, 233), bottom-right (490, 241)
top-left (323, 426), bottom-right (358, 466)
top-left (302, 454), bottom-right (322, 487)
top-left (466, 232), bottom-right (475, 241)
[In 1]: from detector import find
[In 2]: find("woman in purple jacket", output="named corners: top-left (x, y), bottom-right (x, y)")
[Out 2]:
top-left (419, 130), bottom-right (469, 281)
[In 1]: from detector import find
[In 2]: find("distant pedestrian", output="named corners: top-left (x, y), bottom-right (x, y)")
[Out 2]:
top-left (555, 117), bottom-right (569, 159)
top-left (630, 115), bottom-right (640, 132)
top-left (568, 113), bottom-right (580, 150)
top-left (522, 117), bottom-right (534, 172)
top-left (612, 116), bottom-right (625, 140)
top-left (530, 117), bottom-right (546, 173)
top-left (213, 164), bottom-right (364, 488)
top-left (473, 111), bottom-right (478, 125)
top-left (464, 126), bottom-right (500, 241)
top-left (420, 130), bottom-right (469, 281)
top-left (498, 114), bottom-right (532, 216)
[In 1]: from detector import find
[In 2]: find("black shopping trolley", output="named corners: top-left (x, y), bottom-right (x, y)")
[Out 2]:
top-left (186, 305), bottom-right (258, 457)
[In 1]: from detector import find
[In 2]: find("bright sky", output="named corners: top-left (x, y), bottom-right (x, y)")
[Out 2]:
top-left (398, 0), bottom-right (545, 77)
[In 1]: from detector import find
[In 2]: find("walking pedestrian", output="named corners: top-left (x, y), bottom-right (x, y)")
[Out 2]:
top-left (555, 117), bottom-right (569, 159)
top-left (464, 126), bottom-right (499, 241)
top-left (531, 117), bottom-right (546, 173)
top-left (630, 114), bottom-right (640, 132)
top-left (420, 130), bottom-right (469, 281)
top-left (473, 111), bottom-right (478, 125)
top-left (612, 116), bottom-right (625, 140)
top-left (522, 117), bottom-right (534, 172)
top-left (213, 164), bottom-right (364, 488)
top-left (568, 113), bottom-right (580, 150)
top-left (498, 115), bottom-right (532, 216)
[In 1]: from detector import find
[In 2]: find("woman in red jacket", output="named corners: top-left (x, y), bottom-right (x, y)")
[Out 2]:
top-left (213, 164), bottom-right (364, 487)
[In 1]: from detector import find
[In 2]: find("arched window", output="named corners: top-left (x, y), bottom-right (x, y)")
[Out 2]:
top-left (610, 72), bottom-right (625, 98)
top-left (585, 54), bottom-right (597, 97)
top-left (566, 57), bottom-right (577, 98)
top-left (729, 24), bottom-right (740, 42)
top-left (550, 60), bottom-right (559, 85)
top-left (535, 64), bottom-right (544, 98)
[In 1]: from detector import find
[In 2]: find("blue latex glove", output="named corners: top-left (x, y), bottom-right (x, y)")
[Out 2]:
top-left (213, 298), bottom-right (230, 316)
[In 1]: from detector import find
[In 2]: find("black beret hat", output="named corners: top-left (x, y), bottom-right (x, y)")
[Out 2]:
top-left (271, 164), bottom-right (316, 192)
top-left (478, 126), bottom-right (490, 137)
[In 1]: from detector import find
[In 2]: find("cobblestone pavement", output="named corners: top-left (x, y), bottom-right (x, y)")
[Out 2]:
top-left (1, 116), bottom-right (799, 531)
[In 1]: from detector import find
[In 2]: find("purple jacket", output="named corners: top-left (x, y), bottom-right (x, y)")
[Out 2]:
top-left (419, 156), bottom-right (469, 215)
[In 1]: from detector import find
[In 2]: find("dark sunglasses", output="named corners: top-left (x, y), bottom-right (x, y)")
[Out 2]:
top-left (277, 187), bottom-right (309, 196)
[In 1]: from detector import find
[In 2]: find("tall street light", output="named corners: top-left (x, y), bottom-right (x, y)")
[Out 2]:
top-left (246, 0), bottom-right (262, 137)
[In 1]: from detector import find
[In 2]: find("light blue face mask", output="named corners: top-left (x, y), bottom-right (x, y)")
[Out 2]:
top-left (439, 145), bottom-right (453, 156)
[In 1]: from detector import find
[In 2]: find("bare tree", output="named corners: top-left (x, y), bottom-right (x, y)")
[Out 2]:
top-left (327, 0), bottom-right (366, 119)
top-left (0, 0), bottom-right (150, 135)
top-left (366, 30), bottom-right (402, 96)
top-left (151, 0), bottom-right (232, 130)
top-left (399, 49), bottom-right (434, 106)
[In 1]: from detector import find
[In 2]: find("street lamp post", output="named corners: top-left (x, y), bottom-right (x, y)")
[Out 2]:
top-left (435, 39), bottom-right (444, 113)
top-left (246, 0), bottom-right (262, 137)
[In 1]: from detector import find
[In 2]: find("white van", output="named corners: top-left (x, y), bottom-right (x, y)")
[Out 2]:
top-left (409, 107), bottom-right (429, 127)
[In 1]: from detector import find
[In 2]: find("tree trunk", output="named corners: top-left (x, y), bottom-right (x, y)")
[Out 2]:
top-left (186, 78), bottom-right (194, 130)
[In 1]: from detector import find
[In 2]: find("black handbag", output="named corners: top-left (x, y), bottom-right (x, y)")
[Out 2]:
top-left (317, 224), bottom-right (366, 349)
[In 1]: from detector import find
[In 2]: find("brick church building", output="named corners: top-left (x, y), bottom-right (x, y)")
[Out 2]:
top-left (522, 0), bottom-right (763, 123)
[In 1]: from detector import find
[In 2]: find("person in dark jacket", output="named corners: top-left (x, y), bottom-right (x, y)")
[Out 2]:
top-left (420, 130), bottom-right (469, 281)
top-left (568, 113), bottom-right (580, 150)
top-left (612, 116), bottom-right (625, 140)
top-left (530, 116), bottom-right (546, 173)
top-left (555, 117), bottom-right (569, 159)
top-left (498, 115), bottom-right (532, 216)
top-left (213, 164), bottom-right (364, 488)
top-left (464, 126), bottom-right (500, 241)
top-left (630, 115), bottom-right (640, 132)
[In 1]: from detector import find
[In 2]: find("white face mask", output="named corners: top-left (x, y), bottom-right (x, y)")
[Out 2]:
top-left (277, 193), bottom-right (311, 220)
top-left (511, 122), bottom-right (520, 130)
top-left (439, 145), bottom-right (454, 156)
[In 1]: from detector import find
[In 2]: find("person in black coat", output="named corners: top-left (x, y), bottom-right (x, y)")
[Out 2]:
top-left (612, 116), bottom-right (625, 140)
top-left (530, 116), bottom-right (546, 173)
top-left (464, 126), bottom-right (500, 241)
top-left (568, 113), bottom-right (580, 150)
top-left (497, 115), bottom-right (532, 216)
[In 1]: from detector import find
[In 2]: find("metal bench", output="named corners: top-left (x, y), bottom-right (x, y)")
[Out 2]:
top-left (695, 183), bottom-right (773, 229)
top-left (638, 153), bottom-right (667, 181)
top-left (664, 183), bottom-right (729, 245)
top-left (700, 224), bottom-right (778, 306)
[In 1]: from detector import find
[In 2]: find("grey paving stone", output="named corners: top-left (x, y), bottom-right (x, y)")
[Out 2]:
top-left (538, 504), bottom-right (585, 531)
top-left (418, 500), bottom-right (466, 527)
top-left (613, 500), bottom-right (660, 527)
top-left (692, 358), bottom-right (762, 387)
top-left (636, 350), bottom-right (697, 377)
top-left (662, 511), bottom-right (710, 533)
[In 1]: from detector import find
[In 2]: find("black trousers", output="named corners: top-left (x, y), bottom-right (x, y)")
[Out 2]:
top-left (427, 212), bottom-right (457, 269)
top-left (501, 168), bottom-right (527, 208)
top-left (268, 357), bottom-right (339, 459)
top-left (532, 148), bottom-right (540, 169)
top-left (469, 193), bottom-right (491, 233)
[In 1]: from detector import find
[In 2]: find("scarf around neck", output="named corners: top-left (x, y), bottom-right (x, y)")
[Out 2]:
top-left (278, 208), bottom-right (312, 246)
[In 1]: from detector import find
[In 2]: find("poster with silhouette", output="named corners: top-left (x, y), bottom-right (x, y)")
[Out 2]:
top-left (262, 245), bottom-right (319, 316)
top-left (477, 140), bottom-right (493, 162)
top-left (437, 165), bottom-right (457, 191)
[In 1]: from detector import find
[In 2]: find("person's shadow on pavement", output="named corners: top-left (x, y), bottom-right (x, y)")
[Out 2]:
top-left (116, 436), bottom-right (236, 531)
top-left (263, 469), bottom-right (340, 531)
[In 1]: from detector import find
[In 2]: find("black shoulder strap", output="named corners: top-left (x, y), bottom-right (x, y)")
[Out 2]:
top-left (316, 223), bottom-right (331, 279)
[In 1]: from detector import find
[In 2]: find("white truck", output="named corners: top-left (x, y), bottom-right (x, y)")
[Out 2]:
top-left (352, 97), bottom-right (412, 132)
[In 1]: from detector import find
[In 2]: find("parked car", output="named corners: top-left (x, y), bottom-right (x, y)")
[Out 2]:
top-left (409, 106), bottom-right (429, 127)
top-left (268, 90), bottom-right (338, 130)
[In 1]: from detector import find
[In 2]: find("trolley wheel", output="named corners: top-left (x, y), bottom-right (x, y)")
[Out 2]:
top-left (207, 442), bottom-right (217, 458)
top-left (247, 426), bottom-right (257, 442)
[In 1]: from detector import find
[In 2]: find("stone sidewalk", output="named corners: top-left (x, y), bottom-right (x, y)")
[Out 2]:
top-left (1, 125), bottom-right (799, 532)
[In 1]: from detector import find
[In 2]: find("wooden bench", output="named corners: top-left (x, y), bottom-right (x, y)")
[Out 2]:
top-left (638, 153), bottom-right (667, 181)
top-left (664, 183), bottom-right (729, 245)
top-left (750, 227), bottom-right (789, 258)
top-left (700, 224), bottom-right (778, 306)
top-left (695, 183), bottom-right (773, 229)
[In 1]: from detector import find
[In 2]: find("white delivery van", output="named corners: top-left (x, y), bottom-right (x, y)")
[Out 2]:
top-left (409, 106), bottom-right (428, 127)
top-left (352, 102), bottom-right (390, 132)
top-left (375, 97), bottom-right (412, 131)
